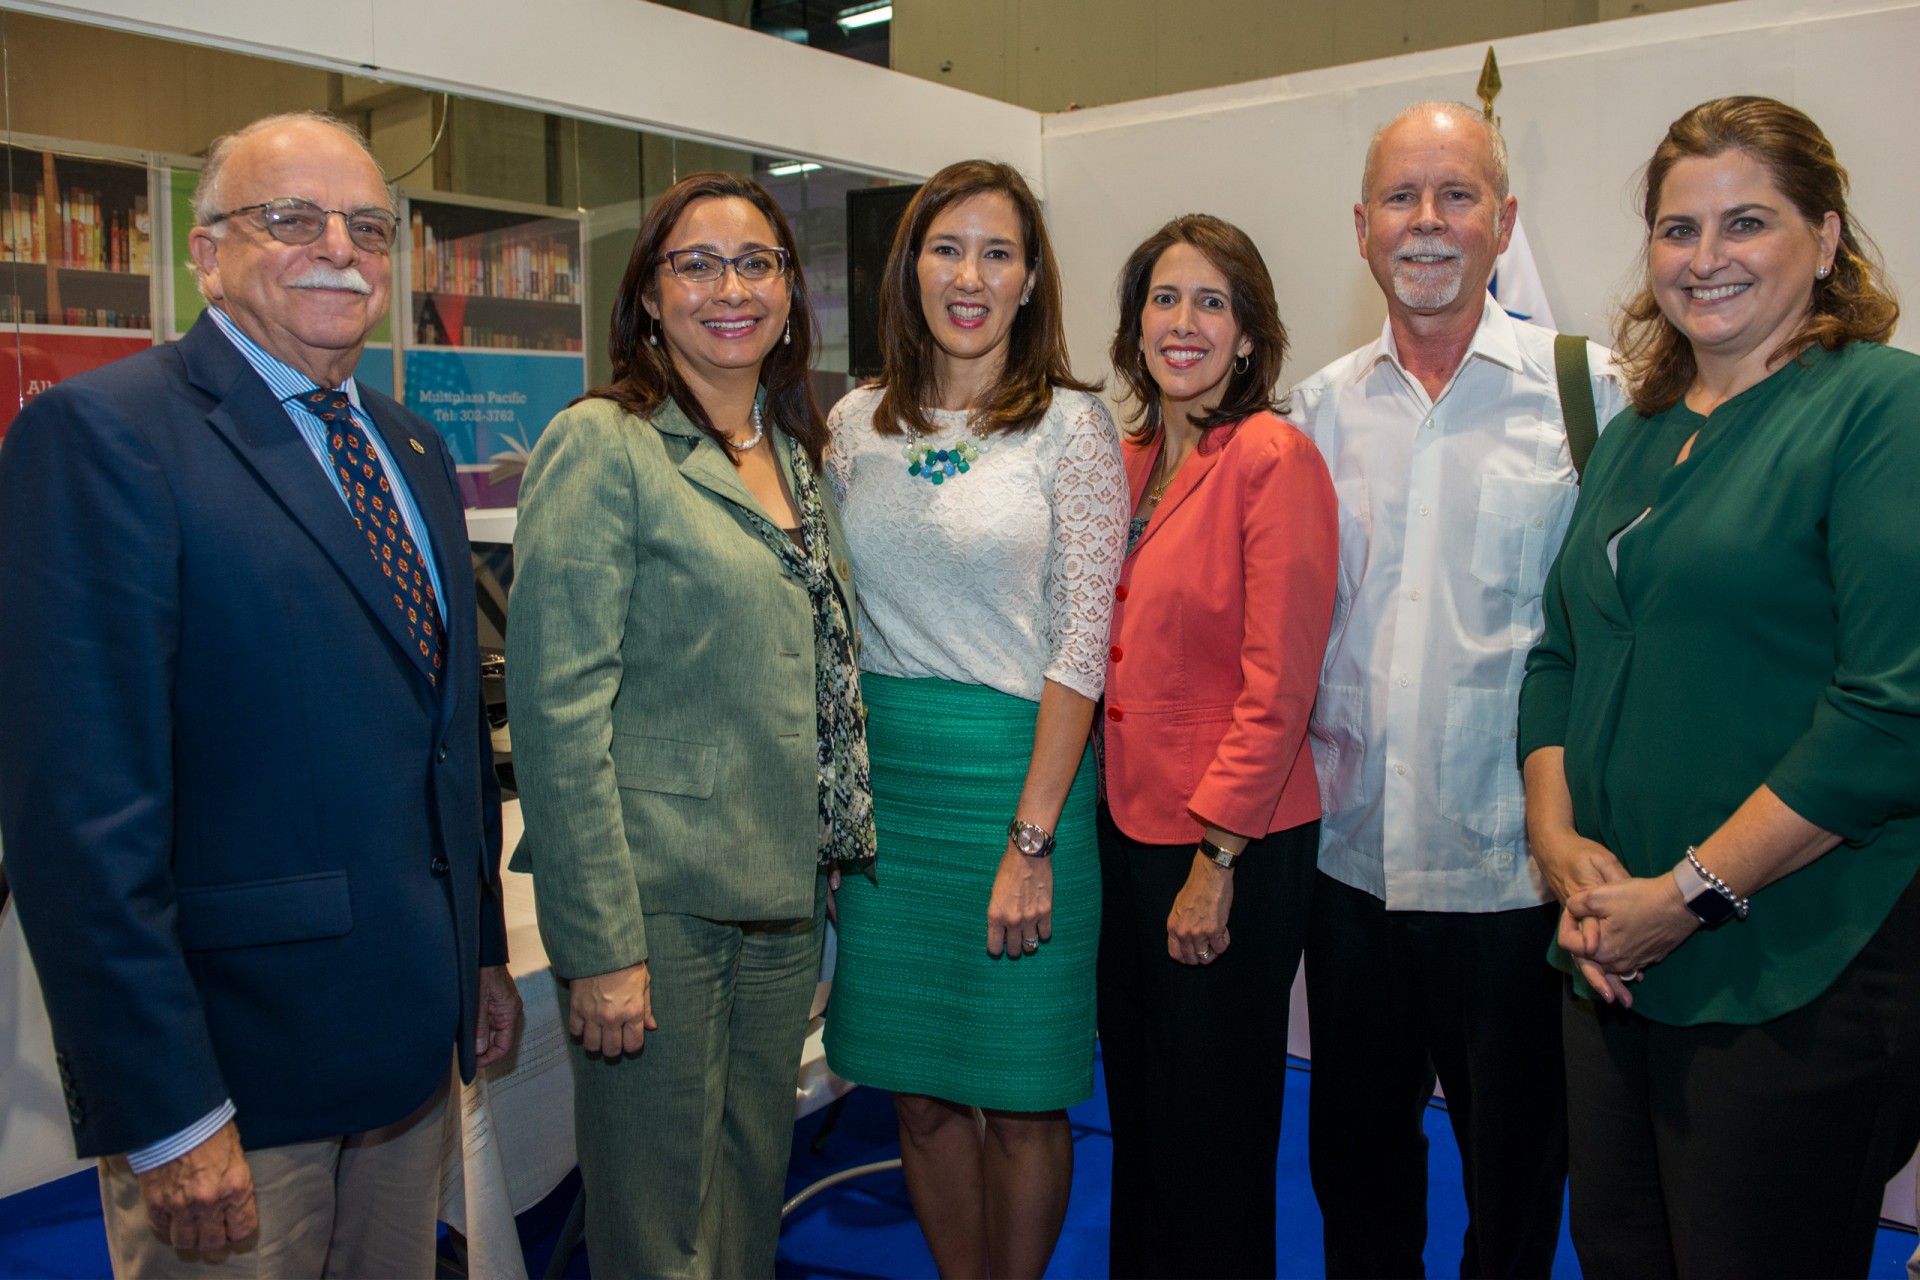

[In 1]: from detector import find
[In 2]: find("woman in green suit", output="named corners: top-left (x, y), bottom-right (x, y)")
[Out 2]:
top-left (506, 171), bottom-right (874, 1278)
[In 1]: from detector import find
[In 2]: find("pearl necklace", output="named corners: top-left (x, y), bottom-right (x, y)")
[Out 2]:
top-left (730, 402), bottom-right (764, 452)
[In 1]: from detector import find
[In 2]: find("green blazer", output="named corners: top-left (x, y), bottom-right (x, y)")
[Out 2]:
top-left (505, 393), bottom-right (853, 978)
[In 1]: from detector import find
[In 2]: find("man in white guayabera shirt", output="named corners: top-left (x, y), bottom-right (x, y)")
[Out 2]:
top-left (1284, 100), bottom-right (1626, 1279)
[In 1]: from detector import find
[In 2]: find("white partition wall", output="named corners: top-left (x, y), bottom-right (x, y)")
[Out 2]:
top-left (1041, 0), bottom-right (1920, 391)
top-left (7, 0), bottom-right (1044, 182)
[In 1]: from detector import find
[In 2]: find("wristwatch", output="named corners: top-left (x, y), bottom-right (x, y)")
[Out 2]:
top-left (1673, 846), bottom-right (1748, 928)
top-left (1008, 818), bottom-right (1054, 859)
top-left (1199, 835), bottom-right (1240, 869)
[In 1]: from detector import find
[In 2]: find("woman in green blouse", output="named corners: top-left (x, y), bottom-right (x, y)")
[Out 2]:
top-left (1518, 96), bottom-right (1920, 1280)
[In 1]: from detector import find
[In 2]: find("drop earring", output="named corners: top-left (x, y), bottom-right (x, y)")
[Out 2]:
top-left (783, 318), bottom-right (792, 346)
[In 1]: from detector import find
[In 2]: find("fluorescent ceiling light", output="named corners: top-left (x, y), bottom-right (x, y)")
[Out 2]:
top-left (768, 161), bottom-right (823, 176)
top-left (836, 3), bottom-right (892, 31)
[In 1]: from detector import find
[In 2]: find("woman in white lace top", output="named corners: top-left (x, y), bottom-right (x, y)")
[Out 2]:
top-left (823, 159), bottom-right (1127, 1278)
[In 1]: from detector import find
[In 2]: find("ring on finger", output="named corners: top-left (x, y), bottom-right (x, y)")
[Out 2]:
top-left (1197, 948), bottom-right (1213, 962)
top-left (1022, 936), bottom-right (1040, 953)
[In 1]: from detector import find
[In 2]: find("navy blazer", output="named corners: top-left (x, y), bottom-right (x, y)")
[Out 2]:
top-left (0, 313), bottom-right (506, 1157)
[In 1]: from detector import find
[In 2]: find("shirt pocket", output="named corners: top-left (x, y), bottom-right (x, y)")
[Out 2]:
top-left (1436, 686), bottom-right (1525, 848)
top-left (1310, 682), bottom-right (1368, 818)
top-left (1469, 476), bottom-right (1578, 604)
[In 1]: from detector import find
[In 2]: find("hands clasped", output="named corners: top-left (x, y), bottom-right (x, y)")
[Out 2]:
top-left (1538, 830), bottom-right (1698, 1008)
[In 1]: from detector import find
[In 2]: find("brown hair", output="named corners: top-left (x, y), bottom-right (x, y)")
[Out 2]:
top-left (1615, 96), bottom-right (1898, 415)
top-left (589, 172), bottom-right (826, 466)
top-left (1108, 214), bottom-right (1288, 441)
top-left (871, 159), bottom-right (1096, 438)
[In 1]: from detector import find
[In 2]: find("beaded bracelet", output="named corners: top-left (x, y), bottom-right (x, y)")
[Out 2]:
top-left (1685, 845), bottom-right (1750, 921)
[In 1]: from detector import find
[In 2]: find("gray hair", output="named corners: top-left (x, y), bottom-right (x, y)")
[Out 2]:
top-left (193, 111), bottom-right (395, 228)
top-left (1360, 101), bottom-right (1510, 204)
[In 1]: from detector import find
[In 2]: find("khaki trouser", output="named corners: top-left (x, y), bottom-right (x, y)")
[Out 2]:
top-left (99, 1066), bottom-right (453, 1279)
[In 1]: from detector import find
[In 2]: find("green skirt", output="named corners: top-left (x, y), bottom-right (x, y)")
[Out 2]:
top-left (825, 674), bottom-right (1098, 1111)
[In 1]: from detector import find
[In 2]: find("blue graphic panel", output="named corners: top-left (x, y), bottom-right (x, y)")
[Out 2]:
top-left (356, 345), bottom-right (395, 398)
top-left (404, 348), bottom-right (585, 465)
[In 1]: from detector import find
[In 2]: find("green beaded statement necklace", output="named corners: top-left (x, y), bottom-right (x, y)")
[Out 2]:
top-left (901, 421), bottom-right (989, 486)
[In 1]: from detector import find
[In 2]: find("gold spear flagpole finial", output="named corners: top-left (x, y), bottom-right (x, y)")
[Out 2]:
top-left (1477, 47), bottom-right (1503, 123)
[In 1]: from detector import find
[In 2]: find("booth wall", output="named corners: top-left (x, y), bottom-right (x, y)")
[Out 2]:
top-left (1040, 0), bottom-right (1920, 397)
top-left (6, 0), bottom-right (1043, 183)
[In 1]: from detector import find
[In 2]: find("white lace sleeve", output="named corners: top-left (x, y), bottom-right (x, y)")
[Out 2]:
top-left (1043, 393), bottom-right (1129, 700)
top-left (824, 393), bottom-right (857, 505)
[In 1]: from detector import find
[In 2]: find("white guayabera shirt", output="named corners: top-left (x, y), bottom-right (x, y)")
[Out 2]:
top-left (1286, 294), bottom-right (1628, 914)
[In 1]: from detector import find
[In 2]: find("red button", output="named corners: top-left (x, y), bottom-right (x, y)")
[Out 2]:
top-left (1109, 645), bottom-right (1124, 662)
top-left (1115, 584), bottom-right (1129, 601)
top-left (1107, 706), bottom-right (1124, 722)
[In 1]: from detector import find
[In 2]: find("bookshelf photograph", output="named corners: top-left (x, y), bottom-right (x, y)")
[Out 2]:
top-left (406, 196), bottom-right (584, 354)
top-left (1, 144), bottom-right (154, 331)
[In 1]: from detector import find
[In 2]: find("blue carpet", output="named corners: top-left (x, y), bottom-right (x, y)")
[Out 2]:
top-left (3, 1050), bottom-right (1915, 1278)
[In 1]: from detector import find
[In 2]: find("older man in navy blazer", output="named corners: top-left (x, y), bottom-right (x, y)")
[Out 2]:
top-left (0, 112), bottom-right (519, 1276)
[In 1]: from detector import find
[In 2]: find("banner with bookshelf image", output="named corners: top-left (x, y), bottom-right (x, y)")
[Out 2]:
top-left (2, 144), bottom-right (155, 331)
top-left (407, 197), bottom-right (583, 354)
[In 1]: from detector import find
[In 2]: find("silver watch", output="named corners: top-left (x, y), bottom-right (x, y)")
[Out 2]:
top-left (1008, 818), bottom-right (1054, 858)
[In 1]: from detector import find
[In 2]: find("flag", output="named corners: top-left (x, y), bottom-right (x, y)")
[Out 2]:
top-left (1490, 215), bottom-right (1555, 329)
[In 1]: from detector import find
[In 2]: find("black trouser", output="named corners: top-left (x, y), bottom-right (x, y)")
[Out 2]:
top-left (1096, 805), bottom-right (1318, 1280)
top-left (1563, 867), bottom-right (1920, 1280)
top-left (1305, 873), bottom-right (1567, 1279)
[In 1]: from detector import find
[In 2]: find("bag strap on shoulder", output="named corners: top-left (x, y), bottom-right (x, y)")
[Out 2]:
top-left (1554, 332), bottom-right (1599, 482)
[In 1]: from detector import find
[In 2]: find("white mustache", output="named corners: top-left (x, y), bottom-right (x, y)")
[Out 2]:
top-left (289, 265), bottom-right (373, 295)
top-left (1394, 236), bottom-right (1463, 264)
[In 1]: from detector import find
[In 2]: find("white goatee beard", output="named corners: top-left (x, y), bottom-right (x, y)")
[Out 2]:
top-left (1391, 267), bottom-right (1464, 310)
top-left (1390, 237), bottom-right (1466, 310)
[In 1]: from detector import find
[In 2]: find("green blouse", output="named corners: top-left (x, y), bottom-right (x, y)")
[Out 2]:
top-left (1518, 342), bottom-right (1920, 1026)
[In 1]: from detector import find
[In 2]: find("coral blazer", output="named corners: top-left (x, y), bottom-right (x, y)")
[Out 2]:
top-left (1102, 411), bottom-right (1338, 844)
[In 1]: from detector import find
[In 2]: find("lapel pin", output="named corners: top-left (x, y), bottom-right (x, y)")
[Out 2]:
top-left (408, 438), bottom-right (426, 454)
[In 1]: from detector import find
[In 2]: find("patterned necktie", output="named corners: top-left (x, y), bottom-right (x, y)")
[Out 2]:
top-left (298, 388), bottom-right (444, 687)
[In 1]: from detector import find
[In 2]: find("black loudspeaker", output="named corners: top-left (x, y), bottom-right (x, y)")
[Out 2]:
top-left (846, 183), bottom-right (920, 381)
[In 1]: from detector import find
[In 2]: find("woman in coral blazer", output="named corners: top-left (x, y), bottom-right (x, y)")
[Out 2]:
top-left (1097, 215), bottom-right (1337, 1279)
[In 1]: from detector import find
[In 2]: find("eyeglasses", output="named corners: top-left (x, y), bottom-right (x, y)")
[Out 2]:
top-left (659, 247), bottom-right (790, 284)
top-left (206, 198), bottom-right (399, 254)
